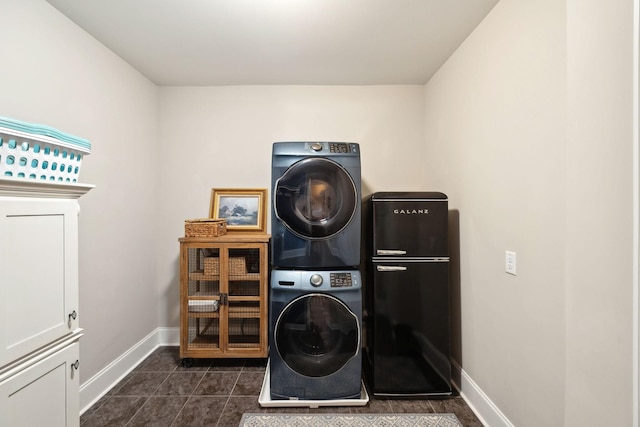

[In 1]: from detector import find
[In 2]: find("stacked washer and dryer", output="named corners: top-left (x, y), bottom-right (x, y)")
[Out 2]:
top-left (268, 142), bottom-right (363, 401)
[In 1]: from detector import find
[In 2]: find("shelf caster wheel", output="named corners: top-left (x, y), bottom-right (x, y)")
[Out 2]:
top-left (181, 358), bottom-right (193, 368)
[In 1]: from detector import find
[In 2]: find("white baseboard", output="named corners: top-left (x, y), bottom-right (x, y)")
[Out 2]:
top-left (451, 359), bottom-right (514, 427)
top-left (79, 327), bottom-right (180, 414)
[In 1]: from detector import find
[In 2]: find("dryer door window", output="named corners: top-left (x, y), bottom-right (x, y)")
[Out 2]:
top-left (274, 158), bottom-right (357, 239)
top-left (274, 293), bottom-right (360, 377)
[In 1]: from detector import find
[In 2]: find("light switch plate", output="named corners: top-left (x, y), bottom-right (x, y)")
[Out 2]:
top-left (505, 251), bottom-right (516, 275)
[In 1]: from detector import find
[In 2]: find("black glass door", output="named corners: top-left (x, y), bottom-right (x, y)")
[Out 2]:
top-left (274, 158), bottom-right (357, 240)
top-left (274, 293), bottom-right (360, 377)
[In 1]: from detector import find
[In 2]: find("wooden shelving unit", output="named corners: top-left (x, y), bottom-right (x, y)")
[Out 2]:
top-left (178, 234), bottom-right (269, 364)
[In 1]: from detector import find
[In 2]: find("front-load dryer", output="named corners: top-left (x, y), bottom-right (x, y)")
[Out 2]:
top-left (269, 269), bottom-right (362, 400)
top-left (271, 142), bottom-right (361, 269)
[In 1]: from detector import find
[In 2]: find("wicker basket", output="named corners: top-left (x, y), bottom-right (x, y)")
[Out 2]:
top-left (203, 257), bottom-right (220, 275)
top-left (228, 257), bottom-right (247, 275)
top-left (203, 256), bottom-right (246, 275)
top-left (185, 218), bottom-right (227, 237)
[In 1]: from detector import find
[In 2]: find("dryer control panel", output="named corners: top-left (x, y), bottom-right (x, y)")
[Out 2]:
top-left (303, 142), bottom-right (358, 154)
top-left (329, 143), bottom-right (356, 153)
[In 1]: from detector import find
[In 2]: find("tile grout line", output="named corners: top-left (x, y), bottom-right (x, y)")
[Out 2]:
top-left (124, 367), bottom-right (174, 426)
top-left (169, 364), bottom-right (210, 427)
top-left (215, 363), bottom-right (244, 427)
top-left (123, 395), bottom-right (153, 426)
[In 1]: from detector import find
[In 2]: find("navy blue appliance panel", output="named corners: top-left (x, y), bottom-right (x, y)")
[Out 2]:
top-left (274, 294), bottom-right (359, 377)
top-left (366, 259), bottom-right (451, 396)
top-left (274, 158), bottom-right (357, 239)
top-left (271, 143), bottom-right (361, 269)
top-left (269, 286), bottom-right (363, 400)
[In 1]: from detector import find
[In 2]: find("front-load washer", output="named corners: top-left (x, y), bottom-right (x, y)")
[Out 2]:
top-left (269, 269), bottom-right (362, 400)
top-left (271, 142), bottom-right (361, 269)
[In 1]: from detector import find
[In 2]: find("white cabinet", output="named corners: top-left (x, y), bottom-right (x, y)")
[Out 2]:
top-left (0, 179), bottom-right (92, 427)
top-left (0, 338), bottom-right (80, 427)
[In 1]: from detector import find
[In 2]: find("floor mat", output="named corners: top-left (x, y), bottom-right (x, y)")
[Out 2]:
top-left (239, 413), bottom-right (462, 426)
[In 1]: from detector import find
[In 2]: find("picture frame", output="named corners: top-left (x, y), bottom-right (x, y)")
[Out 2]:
top-left (209, 188), bottom-right (268, 233)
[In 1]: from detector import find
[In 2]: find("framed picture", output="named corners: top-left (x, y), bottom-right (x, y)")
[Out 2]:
top-left (209, 188), bottom-right (268, 233)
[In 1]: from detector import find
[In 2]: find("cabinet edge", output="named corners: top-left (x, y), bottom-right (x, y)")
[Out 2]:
top-left (0, 178), bottom-right (94, 198)
top-left (0, 330), bottom-right (83, 381)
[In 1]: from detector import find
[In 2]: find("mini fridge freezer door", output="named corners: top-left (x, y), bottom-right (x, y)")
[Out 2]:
top-left (370, 193), bottom-right (448, 258)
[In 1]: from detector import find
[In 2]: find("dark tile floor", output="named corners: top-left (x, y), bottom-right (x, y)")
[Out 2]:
top-left (80, 346), bottom-right (483, 427)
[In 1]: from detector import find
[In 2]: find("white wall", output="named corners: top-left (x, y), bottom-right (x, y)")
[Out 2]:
top-left (155, 85), bottom-right (426, 326)
top-left (425, 0), bottom-right (634, 426)
top-left (565, 0), bottom-right (634, 425)
top-left (0, 0), bottom-right (160, 383)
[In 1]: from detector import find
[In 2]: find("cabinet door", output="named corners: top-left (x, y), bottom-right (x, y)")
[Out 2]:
top-left (0, 198), bottom-right (79, 368)
top-left (226, 246), bottom-right (265, 353)
top-left (0, 341), bottom-right (80, 427)
top-left (182, 246), bottom-right (223, 353)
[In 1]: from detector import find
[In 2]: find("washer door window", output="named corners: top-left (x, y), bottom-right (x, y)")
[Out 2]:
top-left (274, 158), bottom-right (357, 239)
top-left (274, 293), bottom-right (360, 377)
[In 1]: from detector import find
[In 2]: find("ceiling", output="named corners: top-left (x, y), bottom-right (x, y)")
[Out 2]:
top-left (45, 0), bottom-right (499, 86)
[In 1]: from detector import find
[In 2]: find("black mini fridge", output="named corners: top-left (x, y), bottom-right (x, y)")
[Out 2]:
top-left (362, 192), bottom-right (452, 397)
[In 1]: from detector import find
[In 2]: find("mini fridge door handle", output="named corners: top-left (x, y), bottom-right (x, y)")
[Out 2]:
top-left (376, 249), bottom-right (407, 255)
top-left (376, 265), bottom-right (407, 272)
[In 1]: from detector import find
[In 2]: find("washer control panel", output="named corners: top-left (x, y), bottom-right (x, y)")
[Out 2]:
top-left (272, 270), bottom-right (361, 291)
top-left (330, 272), bottom-right (353, 288)
top-left (310, 274), bottom-right (323, 287)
